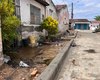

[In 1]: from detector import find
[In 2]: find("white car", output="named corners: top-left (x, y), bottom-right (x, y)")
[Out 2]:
top-left (91, 27), bottom-right (97, 33)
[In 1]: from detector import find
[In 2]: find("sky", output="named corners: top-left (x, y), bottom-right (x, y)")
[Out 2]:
top-left (53, 0), bottom-right (100, 20)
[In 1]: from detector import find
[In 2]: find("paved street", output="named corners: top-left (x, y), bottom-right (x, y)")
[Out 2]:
top-left (55, 30), bottom-right (100, 80)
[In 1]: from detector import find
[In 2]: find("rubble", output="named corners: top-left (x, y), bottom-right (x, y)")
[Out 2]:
top-left (30, 68), bottom-right (38, 77)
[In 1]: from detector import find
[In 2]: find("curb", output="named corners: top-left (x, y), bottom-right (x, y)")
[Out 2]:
top-left (36, 39), bottom-right (74, 80)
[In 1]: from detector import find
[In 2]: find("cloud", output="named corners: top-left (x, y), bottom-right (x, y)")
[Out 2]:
top-left (53, 0), bottom-right (100, 20)
top-left (53, 0), bottom-right (68, 5)
top-left (74, 9), bottom-right (90, 14)
top-left (95, 4), bottom-right (100, 8)
top-left (84, 2), bottom-right (95, 7)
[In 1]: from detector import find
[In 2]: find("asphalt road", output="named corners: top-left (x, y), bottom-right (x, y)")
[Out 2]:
top-left (55, 30), bottom-right (100, 80)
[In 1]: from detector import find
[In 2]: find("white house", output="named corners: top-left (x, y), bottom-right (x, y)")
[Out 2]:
top-left (46, 0), bottom-right (58, 20)
top-left (14, 0), bottom-right (58, 27)
top-left (14, 0), bottom-right (49, 39)
top-left (14, 0), bottom-right (49, 27)
top-left (56, 4), bottom-right (69, 33)
top-left (90, 21), bottom-right (100, 31)
top-left (14, 0), bottom-right (69, 39)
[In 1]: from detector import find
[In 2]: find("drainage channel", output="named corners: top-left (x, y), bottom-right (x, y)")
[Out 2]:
top-left (36, 32), bottom-right (78, 80)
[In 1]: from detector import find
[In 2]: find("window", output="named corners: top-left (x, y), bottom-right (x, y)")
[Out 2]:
top-left (14, 0), bottom-right (20, 18)
top-left (30, 4), bottom-right (41, 25)
top-left (42, 14), bottom-right (44, 20)
top-left (49, 9), bottom-right (53, 16)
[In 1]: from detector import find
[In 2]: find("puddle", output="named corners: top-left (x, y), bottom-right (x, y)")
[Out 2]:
top-left (84, 49), bottom-right (96, 53)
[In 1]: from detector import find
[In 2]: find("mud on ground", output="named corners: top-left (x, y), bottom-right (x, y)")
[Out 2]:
top-left (0, 38), bottom-right (71, 80)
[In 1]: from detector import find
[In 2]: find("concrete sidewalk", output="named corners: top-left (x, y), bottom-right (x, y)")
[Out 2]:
top-left (55, 31), bottom-right (100, 80)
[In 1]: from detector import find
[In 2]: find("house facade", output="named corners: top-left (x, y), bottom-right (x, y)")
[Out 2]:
top-left (89, 21), bottom-right (100, 30)
top-left (14, 0), bottom-right (69, 39)
top-left (46, 0), bottom-right (58, 20)
top-left (14, 0), bottom-right (49, 39)
top-left (14, 0), bottom-right (58, 27)
top-left (20, 0), bottom-right (49, 26)
top-left (56, 4), bottom-right (69, 33)
top-left (70, 19), bottom-right (90, 30)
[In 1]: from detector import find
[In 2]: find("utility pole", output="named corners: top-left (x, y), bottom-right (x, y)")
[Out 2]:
top-left (71, 2), bottom-right (73, 19)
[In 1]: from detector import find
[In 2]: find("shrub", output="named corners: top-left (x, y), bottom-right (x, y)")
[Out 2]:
top-left (0, 0), bottom-right (21, 52)
top-left (41, 16), bottom-right (58, 36)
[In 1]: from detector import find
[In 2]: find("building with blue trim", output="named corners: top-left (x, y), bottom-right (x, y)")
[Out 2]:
top-left (70, 19), bottom-right (90, 30)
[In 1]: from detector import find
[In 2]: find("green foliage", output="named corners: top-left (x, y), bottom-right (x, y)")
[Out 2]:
top-left (0, 0), bottom-right (14, 16)
top-left (0, 0), bottom-right (20, 50)
top-left (2, 16), bottom-right (20, 41)
top-left (41, 16), bottom-right (58, 35)
top-left (94, 16), bottom-right (100, 21)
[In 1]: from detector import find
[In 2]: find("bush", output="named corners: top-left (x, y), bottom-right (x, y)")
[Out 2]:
top-left (41, 16), bottom-right (58, 36)
top-left (0, 0), bottom-right (21, 52)
top-left (2, 16), bottom-right (20, 41)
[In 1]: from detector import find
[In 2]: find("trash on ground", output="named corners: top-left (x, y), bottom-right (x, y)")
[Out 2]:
top-left (19, 61), bottom-right (29, 67)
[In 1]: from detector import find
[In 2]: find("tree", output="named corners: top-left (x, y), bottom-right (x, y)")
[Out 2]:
top-left (41, 16), bottom-right (58, 36)
top-left (94, 16), bottom-right (100, 21)
top-left (0, 0), bottom-right (20, 51)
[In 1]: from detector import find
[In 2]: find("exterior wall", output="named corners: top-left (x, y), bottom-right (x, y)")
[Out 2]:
top-left (20, 0), bottom-right (47, 39)
top-left (57, 6), bottom-right (69, 33)
top-left (74, 23), bottom-right (89, 30)
top-left (46, 0), bottom-right (58, 20)
top-left (89, 23), bottom-right (100, 30)
top-left (20, 0), bottom-right (46, 26)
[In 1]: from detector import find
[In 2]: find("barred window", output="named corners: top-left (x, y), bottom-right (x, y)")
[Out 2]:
top-left (14, 0), bottom-right (20, 18)
top-left (30, 4), bottom-right (41, 25)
